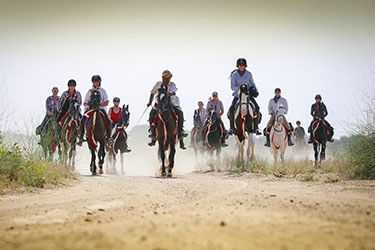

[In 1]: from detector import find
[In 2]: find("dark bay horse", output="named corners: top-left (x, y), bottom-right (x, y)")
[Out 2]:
top-left (192, 122), bottom-right (205, 158)
top-left (59, 100), bottom-right (81, 169)
top-left (312, 118), bottom-right (327, 166)
top-left (85, 89), bottom-right (109, 175)
top-left (38, 112), bottom-right (61, 160)
top-left (155, 87), bottom-right (177, 177)
top-left (106, 104), bottom-right (130, 175)
top-left (233, 84), bottom-right (257, 162)
top-left (203, 108), bottom-right (222, 157)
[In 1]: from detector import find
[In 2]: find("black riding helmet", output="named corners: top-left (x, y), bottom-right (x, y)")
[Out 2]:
top-left (296, 120), bottom-right (301, 125)
top-left (67, 79), bottom-right (76, 86)
top-left (113, 97), bottom-right (120, 102)
top-left (315, 94), bottom-right (322, 100)
top-left (91, 75), bottom-right (102, 83)
top-left (236, 58), bottom-right (247, 67)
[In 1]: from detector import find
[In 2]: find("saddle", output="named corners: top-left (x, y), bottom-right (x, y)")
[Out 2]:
top-left (234, 101), bottom-right (257, 119)
top-left (112, 125), bottom-right (128, 155)
top-left (152, 109), bottom-right (178, 126)
top-left (85, 109), bottom-right (108, 125)
top-left (267, 116), bottom-right (291, 134)
top-left (312, 119), bottom-right (330, 133)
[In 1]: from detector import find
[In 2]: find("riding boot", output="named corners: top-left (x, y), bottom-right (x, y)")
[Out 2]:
top-left (328, 127), bottom-right (334, 142)
top-left (228, 112), bottom-right (234, 135)
top-left (264, 133), bottom-right (270, 147)
top-left (148, 125), bottom-right (156, 140)
top-left (221, 137), bottom-right (228, 147)
top-left (288, 134), bottom-right (294, 146)
top-left (254, 118), bottom-right (262, 135)
top-left (124, 142), bottom-right (131, 153)
top-left (180, 139), bottom-right (186, 150)
top-left (308, 133), bottom-right (313, 144)
top-left (76, 120), bottom-right (85, 146)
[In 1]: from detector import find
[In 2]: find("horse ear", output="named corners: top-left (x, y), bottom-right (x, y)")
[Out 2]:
top-left (126, 104), bottom-right (129, 109)
top-left (123, 104), bottom-right (126, 109)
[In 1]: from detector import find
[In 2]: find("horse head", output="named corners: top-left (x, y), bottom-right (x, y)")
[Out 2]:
top-left (207, 108), bottom-right (218, 125)
top-left (120, 104), bottom-right (130, 128)
top-left (275, 104), bottom-right (287, 128)
top-left (237, 84), bottom-right (253, 119)
top-left (68, 100), bottom-right (81, 120)
top-left (89, 88), bottom-right (101, 110)
top-left (157, 87), bottom-right (171, 112)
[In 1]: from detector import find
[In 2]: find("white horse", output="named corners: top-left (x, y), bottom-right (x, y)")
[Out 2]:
top-left (234, 84), bottom-right (255, 162)
top-left (270, 105), bottom-right (288, 164)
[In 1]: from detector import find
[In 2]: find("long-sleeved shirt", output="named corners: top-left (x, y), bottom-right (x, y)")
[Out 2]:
top-left (59, 90), bottom-right (82, 110)
top-left (311, 102), bottom-right (328, 119)
top-left (230, 69), bottom-right (257, 98)
top-left (45, 95), bottom-right (60, 115)
top-left (268, 96), bottom-right (288, 115)
top-left (84, 86), bottom-right (109, 111)
top-left (194, 108), bottom-right (206, 125)
top-left (151, 81), bottom-right (177, 96)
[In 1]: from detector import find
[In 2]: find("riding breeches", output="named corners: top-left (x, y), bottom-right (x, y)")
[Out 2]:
top-left (266, 115), bottom-right (291, 134)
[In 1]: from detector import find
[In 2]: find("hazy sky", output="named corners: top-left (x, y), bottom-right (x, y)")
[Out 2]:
top-left (0, 0), bottom-right (374, 137)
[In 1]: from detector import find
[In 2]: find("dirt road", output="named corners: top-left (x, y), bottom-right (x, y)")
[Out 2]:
top-left (0, 172), bottom-right (375, 250)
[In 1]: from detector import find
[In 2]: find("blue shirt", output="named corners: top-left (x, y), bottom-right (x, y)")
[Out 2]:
top-left (230, 69), bottom-right (257, 98)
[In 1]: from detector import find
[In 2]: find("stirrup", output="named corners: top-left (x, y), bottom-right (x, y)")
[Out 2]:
top-left (255, 129), bottom-right (262, 135)
top-left (180, 140), bottom-right (186, 150)
top-left (148, 140), bottom-right (156, 147)
top-left (264, 141), bottom-right (270, 147)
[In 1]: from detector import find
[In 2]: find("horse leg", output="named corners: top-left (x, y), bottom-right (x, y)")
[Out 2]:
top-left (320, 142), bottom-right (326, 162)
top-left (280, 146), bottom-right (285, 163)
top-left (71, 145), bottom-right (76, 171)
top-left (120, 153), bottom-right (125, 175)
top-left (167, 143), bottom-right (176, 177)
top-left (159, 142), bottom-right (166, 177)
top-left (313, 143), bottom-right (319, 167)
top-left (113, 152), bottom-right (117, 174)
top-left (98, 142), bottom-right (105, 175)
top-left (249, 134), bottom-right (255, 161)
top-left (273, 148), bottom-right (278, 165)
top-left (91, 149), bottom-right (97, 175)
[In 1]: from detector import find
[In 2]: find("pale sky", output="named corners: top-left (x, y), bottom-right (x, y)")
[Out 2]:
top-left (0, 0), bottom-right (374, 137)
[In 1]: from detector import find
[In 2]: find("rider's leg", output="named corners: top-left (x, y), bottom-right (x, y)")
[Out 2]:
top-left (249, 97), bottom-right (262, 135)
top-left (218, 118), bottom-right (228, 147)
top-left (283, 116), bottom-right (294, 146)
top-left (100, 109), bottom-right (112, 143)
top-left (148, 108), bottom-right (157, 146)
top-left (228, 97), bottom-right (238, 134)
top-left (324, 120), bottom-right (334, 142)
top-left (174, 107), bottom-right (187, 150)
top-left (307, 120), bottom-right (314, 144)
top-left (264, 115), bottom-right (275, 147)
top-left (77, 112), bottom-right (87, 146)
top-left (36, 114), bottom-right (50, 135)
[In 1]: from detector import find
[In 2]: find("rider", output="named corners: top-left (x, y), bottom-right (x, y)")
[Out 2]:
top-left (264, 88), bottom-right (294, 147)
top-left (147, 70), bottom-right (188, 149)
top-left (36, 86), bottom-right (60, 135)
top-left (205, 91), bottom-right (228, 147)
top-left (293, 121), bottom-right (306, 144)
top-left (77, 75), bottom-right (112, 146)
top-left (229, 58), bottom-right (261, 135)
top-left (190, 101), bottom-right (206, 147)
top-left (108, 97), bottom-right (131, 152)
top-left (307, 94), bottom-right (334, 143)
top-left (56, 79), bottom-right (82, 124)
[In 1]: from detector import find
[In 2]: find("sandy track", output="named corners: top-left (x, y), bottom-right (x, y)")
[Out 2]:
top-left (0, 172), bottom-right (375, 250)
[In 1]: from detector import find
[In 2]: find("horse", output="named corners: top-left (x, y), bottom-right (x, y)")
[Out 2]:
top-left (191, 121), bottom-right (205, 158)
top-left (233, 84), bottom-right (256, 162)
top-left (203, 108), bottom-right (222, 158)
top-left (38, 112), bottom-right (61, 160)
top-left (84, 89), bottom-right (109, 176)
top-left (270, 105), bottom-right (289, 164)
top-left (106, 104), bottom-right (130, 175)
top-left (59, 100), bottom-right (81, 169)
top-left (155, 86), bottom-right (178, 177)
top-left (311, 118), bottom-right (327, 166)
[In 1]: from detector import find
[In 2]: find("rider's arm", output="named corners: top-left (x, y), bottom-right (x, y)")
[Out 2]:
top-left (268, 100), bottom-right (274, 116)
top-left (45, 97), bottom-right (52, 115)
top-left (108, 108), bottom-right (112, 118)
top-left (311, 104), bottom-right (315, 118)
top-left (76, 91), bottom-right (82, 105)
top-left (248, 72), bottom-right (258, 93)
top-left (100, 101), bottom-right (109, 107)
top-left (323, 103), bottom-right (328, 117)
top-left (147, 93), bottom-right (154, 107)
top-left (284, 98), bottom-right (289, 114)
top-left (219, 107), bottom-right (224, 118)
top-left (230, 73), bottom-right (238, 92)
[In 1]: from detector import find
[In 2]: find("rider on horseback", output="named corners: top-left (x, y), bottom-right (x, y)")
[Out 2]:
top-left (56, 79), bottom-right (82, 124)
top-left (108, 97), bottom-right (131, 152)
top-left (190, 101), bottom-right (206, 147)
top-left (228, 58), bottom-right (262, 136)
top-left (204, 91), bottom-right (228, 147)
top-left (77, 75), bottom-right (112, 146)
top-left (293, 121), bottom-right (306, 144)
top-left (36, 86), bottom-right (60, 136)
top-left (264, 88), bottom-right (294, 147)
top-left (147, 70), bottom-right (188, 149)
top-left (308, 94), bottom-right (334, 143)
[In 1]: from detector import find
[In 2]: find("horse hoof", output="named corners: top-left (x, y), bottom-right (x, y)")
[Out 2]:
top-left (92, 172), bottom-right (97, 176)
top-left (161, 171), bottom-right (166, 177)
top-left (99, 169), bottom-right (104, 175)
top-left (167, 172), bottom-right (172, 178)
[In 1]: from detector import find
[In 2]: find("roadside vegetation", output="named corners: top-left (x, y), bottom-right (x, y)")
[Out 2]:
top-left (0, 131), bottom-right (77, 194)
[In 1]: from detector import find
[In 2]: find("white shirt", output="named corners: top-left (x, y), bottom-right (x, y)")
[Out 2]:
top-left (268, 96), bottom-right (288, 115)
top-left (84, 86), bottom-right (109, 111)
top-left (151, 81), bottom-right (177, 96)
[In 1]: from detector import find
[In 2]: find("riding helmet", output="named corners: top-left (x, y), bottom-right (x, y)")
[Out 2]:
top-left (296, 120), bottom-right (301, 125)
top-left (91, 75), bottom-right (102, 83)
top-left (275, 88), bottom-right (281, 93)
top-left (212, 91), bottom-right (218, 97)
top-left (315, 94), bottom-right (322, 100)
top-left (113, 97), bottom-right (120, 102)
top-left (67, 79), bottom-right (76, 86)
top-left (236, 58), bottom-right (247, 67)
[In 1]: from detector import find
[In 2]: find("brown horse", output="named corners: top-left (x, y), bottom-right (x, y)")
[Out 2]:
top-left (155, 86), bottom-right (177, 177)
top-left (85, 89), bottom-right (109, 175)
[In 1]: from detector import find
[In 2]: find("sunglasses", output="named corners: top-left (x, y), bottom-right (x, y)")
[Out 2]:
top-left (53, 90), bottom-right (58, 93)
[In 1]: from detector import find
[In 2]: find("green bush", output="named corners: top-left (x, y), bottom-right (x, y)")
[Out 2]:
top-left (0, 142), bottom-right (76, 193)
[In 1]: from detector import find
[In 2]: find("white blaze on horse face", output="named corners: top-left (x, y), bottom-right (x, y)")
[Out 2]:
top-left (240, 92), bottom-right (247, 118)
